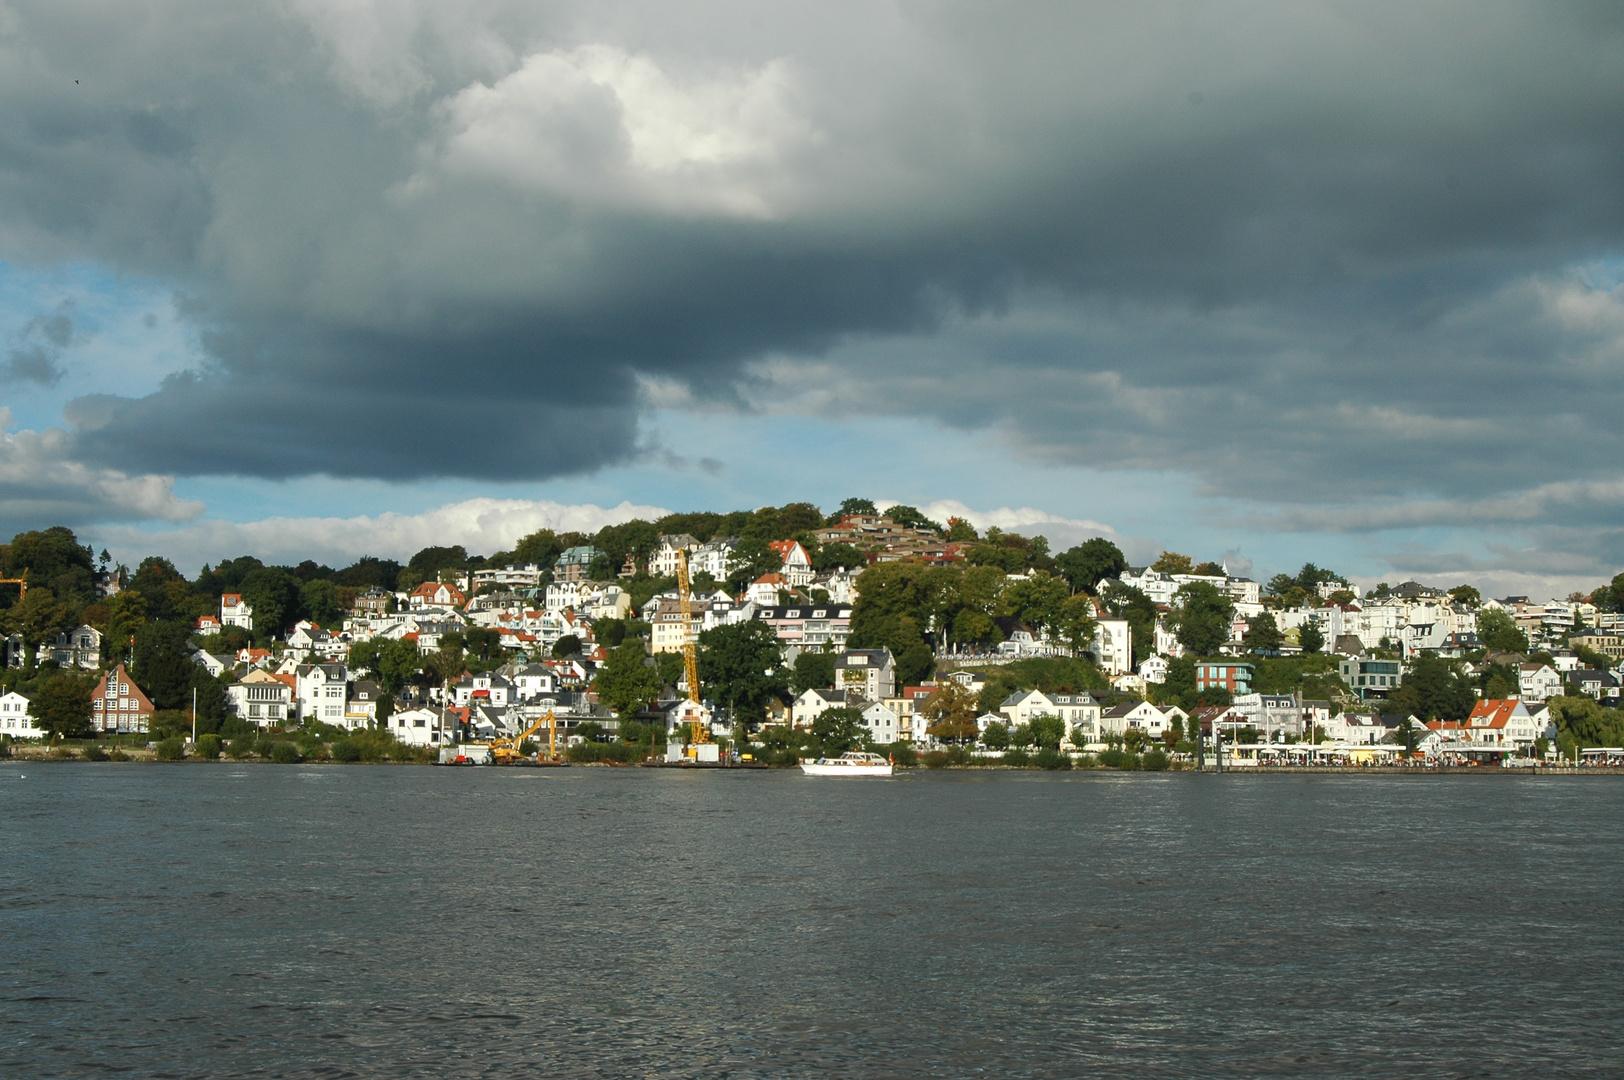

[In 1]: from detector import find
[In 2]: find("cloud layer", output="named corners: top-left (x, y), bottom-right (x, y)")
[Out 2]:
top-left (4, 3), bottom-right (1624, 577)
top-left (98, 496), bottom-right (671, 574)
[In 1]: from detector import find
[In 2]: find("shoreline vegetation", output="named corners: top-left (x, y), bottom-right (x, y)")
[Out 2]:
top-left (7, 738), bottom-right (1620, 775)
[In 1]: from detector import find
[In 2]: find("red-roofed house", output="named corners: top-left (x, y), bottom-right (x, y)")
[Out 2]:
top-left (747, 573), bottom-right (790, 606)
top-left (195, 614), bottom-right (222, 633)
top-left (410, 581), bottom-right (467, 610)
top-left (1424, 698), bottom-right (1544, 755)
top-left (768, 540), bottom-right (814, 588)
top-left (220, 593), bottom-right (253, 630)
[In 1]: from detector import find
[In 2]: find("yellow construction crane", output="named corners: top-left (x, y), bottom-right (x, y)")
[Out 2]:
top-left (0, 569), bottom-right (27, 604)
top-left (488, 710), bottom-right (557, 764)
top-left (676, 549), bottom-right (706, 745)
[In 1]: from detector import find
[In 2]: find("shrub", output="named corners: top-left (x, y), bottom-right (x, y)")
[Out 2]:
top-left (303, 742), bottom-right (332, 762)
top-left (330, 739), bottom-right (361, 762)
top-left (108, 747), bottom-right (129, 762)
top-left (886, 742), bottom-right (919, 767)
top-left (1033, 747), bottom-right (1072, 770)
top-left (1002, 748), bottom-right (1031, 767)
top-left (50, 746), bottom-right (78, 760)
top-left (269, 741), bottom-right (303, 764)
top-left (1142, 749), bottom-right (1170, 771)
top-left (195, 734), bottom-right (222, 760)
top-left (155, 737), bottom-right (186, 761)
top-left (921, 750), bottom-right (950, 769)
top-left (566, 741), bottom-right (642, 764)
top-left (82, 744), bottom-right (111, 762)
top-left (1097, 748), bottom-right (1140, 770)
top-left (0, 741), bottom-right (10, 759)
top-left (226, 737), bottom-right (258, 760)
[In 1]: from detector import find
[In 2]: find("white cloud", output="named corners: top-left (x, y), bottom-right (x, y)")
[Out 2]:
top-left (407, 44), bottom-right (816, 216)
top-left (873, 497), bottom-right (1159, 562)
top-left (0, 412), bottom-right (201, 526)
top-left (95, 496), bottom-right (671, 574)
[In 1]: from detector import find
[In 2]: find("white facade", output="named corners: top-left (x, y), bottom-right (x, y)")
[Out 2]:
top-left (1517, 664), bottom-right (1562, 703)
top-left (1139, 655), bottom-right (1169, 684)
top-left (0, 691), bottom-right (47, 739)
top-left (1092, 618), bottom-right (1132, 675)
top-left (690, 538), bottom-right (738, 581)
top-left (835, 649), bottom-right (896, 702)
top-left (792, 688), bottom-right (847, 728)
top-left (296, 663), bottom-right (350, 725)
top-left (227, 670), bottom-right (294, 728)
top-left (388, 706), bottom-right (450, 747)
top-left (220, 593), bottom-right (254, 630)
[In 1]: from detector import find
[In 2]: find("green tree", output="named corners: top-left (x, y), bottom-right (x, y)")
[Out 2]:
top-left (813, 543), bottom-right (867, 572)
top-left (1169, 582), bottom-right (1235, 656)
top-left (1299, 621), bottom-right (1325, 655)
top-left (811, 706), bottom-right (865, 755)
top-left (299, 577), bottom-right (344, 627)
top-left (6, 585), bottom-right (70, 648)
top-left (1, 526), bottom-right (98, 615)
top-left (1549, 695), bottom-right (1624, 747)
top-left (896, 642), bottom-right (936, 688)
top-left (834, 497), bottom-right (877, 520)
top-left (102, 590), bottom-right (148, 665)
top-left (464, 627), bottom-right (502, 663)
top-left (239, 566), bottom-right (299, 641)
top-left (593, 641), bottom-right (662, 717)
top-left (31, 672), bottom-right (93, 738)
top-left (1028, 714), bottom-right (1066, 750)
top-left (981, 720), bottom-right (1010, 749)
top-left (1053, 537), bottom-right (1127, 594)
top-left (131, 620), bottom-right (196, 711)
top-left (791, 649), bottom-right (836, 693)
top-left (1055, 594), bottom-right (1100, 657)
top-left (553, 634), bottom-right (582, 658)
top-left (1389, 655), bottom-right (1475, 722)
top-left (1151, 551), bottom-right (1195, 574)
top-left (725, 538), bottom-right (785, 594)
top-left (1476, 607), bottom-right (1529, 654)
top-left (1245, 612), bottom-right (1283, 654)
top-left (1448, 585), bottom-right (1482, 608)
top-left (696, 621), bottom-right (788, 721)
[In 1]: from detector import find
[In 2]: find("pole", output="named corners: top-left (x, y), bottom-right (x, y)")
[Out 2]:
top-left (191, 687), bottom-right (197, 744)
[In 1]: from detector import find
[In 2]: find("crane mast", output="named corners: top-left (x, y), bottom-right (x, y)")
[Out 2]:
top-left (676, 549), bottom-right (706, 745)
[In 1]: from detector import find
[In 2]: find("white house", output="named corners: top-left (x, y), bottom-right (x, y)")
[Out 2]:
top-left (507, 663), bottom-right (558, 701)
top-left (227, 669), bottom-right (294, 729)
top-left (388, 706), bottom-right (450, 747)
top-left (1100, 700), bottom-right (1186, 738)
top-left (220, 593), bottom-right (254, 630)
top-left (769, 540), bottom-right (815, 588)
top-left (1517, 664), bottom-right (1562, 703)
top-left (0, 690), bottom-right (48, 739)
top-left (40, 625), bottom-right (102, 669)
top-left (792, 687), bottom-right (849, 728)
top-left (859, 700), bottom-right (902, 743)
top-left (691, 537), bottom-right (739, 581)
top-left (296, 663), bottom-right (349, 724)
top-left (453, 674), bottom-right (515, 707)
top-left (1139, 655), bottom-right (1169, 684)
top-left (1092, 618), bottom-right (1132, 675)
top-left (835, 649), bottom-right (896, 702)
top-left (996, 690), bottom-right (1102, 735)
top-left (650, 535), bottom-right (700, 577)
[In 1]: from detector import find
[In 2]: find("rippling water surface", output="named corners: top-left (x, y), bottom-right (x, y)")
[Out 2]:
top-left (3, 763), bottom-right (1622, 1078)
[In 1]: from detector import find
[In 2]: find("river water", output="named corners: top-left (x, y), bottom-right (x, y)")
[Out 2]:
top-left (2, 763), bottom-right (1621, 1078)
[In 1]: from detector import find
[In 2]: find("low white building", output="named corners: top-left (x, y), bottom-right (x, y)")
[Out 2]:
top-left (1100, 700), bottom-right (1186, 739)
top-left (859, 700), bottom-right (902, 744)
top-left (0, 690), bottom-right (48, 739)
top-left (388, 706), bottom-right (451, 747)
top-left (996, 690), bottom-right (1102, 736)
top-left (1139, 655), bottom-right (1169, 684)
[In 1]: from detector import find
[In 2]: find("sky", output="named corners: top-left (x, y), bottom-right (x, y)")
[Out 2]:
top-left (4, 1), bottom-right (1624, 598)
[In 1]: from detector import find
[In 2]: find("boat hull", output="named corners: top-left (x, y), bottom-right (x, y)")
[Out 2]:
top-left (799, 761), bottom-right (894, 777)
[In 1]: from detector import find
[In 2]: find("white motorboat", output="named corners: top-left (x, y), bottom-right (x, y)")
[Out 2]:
top-left (799, 751), bottom-right (894, 777)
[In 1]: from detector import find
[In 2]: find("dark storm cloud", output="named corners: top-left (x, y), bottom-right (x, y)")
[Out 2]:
top-left (4, 1), bottom-right (1624, 521)
top-left (2, 300), bottom-right (77, 385)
